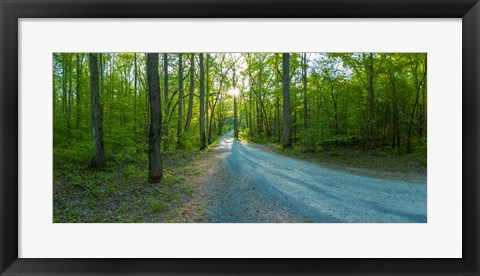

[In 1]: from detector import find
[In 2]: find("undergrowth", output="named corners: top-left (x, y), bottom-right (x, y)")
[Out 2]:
top-left (53, 140), bottom-right (205, 223)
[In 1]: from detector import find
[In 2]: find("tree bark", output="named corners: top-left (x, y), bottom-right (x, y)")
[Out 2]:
top-left (147, 53), bottom-right (163, 183)
top-left (199, 53), bottom-right (207, 150)
top-left (144, 54), bottom-right (150, 143)
top-left (368, 53), bottom-right (376, 149)
top-left (134, 53), bottom-right (137, 139)
top-left (99, 54), bottom-right (105, 135)
top-left (303, 53), bottom-right (308, 129)
top-left (407, 56), bottom-right (427, 153)
top-left (256, 97), bottom-right (262, 136)
top-left (234, 95), bottom-right (238, 138)
top-left (258, 68), bottom-right (264, 137)
top-left (329, 79), bottom-right (339, 138)
top-left (67, 55), bottom-right (73, 139)
top-left (88, 53), bottom-right (106, 169)
top-left (177, 53), bottom-right (184, 148)
top-left (163, 53), bottom-right (169, 150)
top-left (293, 106), bottom-right (297, 142)
top-left (389, 72), bottom-right (401, 154)
top-left (62, 57), bottom-right (67, 113)
top-left (248, 79), bottom-right (253, 138)
top-left (282, 53), bottom-right (292, 149)
top-left (276, 94), bottom-right (280, 142)
top-left (185, 54), bottom-right (194, 132)
top-left (53, 67), bottom-right (56, 111)
top-left (206, 55), bottom-right (212, 144)
top-left (76, 53), bottom-right (81, 130)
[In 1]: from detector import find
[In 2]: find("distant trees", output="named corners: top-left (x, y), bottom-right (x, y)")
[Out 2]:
top-left (247, 52), bottom-right (422, 154)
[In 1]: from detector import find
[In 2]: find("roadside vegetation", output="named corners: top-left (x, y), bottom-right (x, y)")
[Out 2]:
top-left (53, 134), bottom-right (231, 223)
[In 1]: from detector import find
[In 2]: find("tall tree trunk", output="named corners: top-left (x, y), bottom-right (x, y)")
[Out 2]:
top-left (144, 53), bottom-right (150, 143)
top-left (333, 101), bottom-right (339, 136)
top-left (407, 102), bottom-right (418, 153)
top-left (276, 94), bottom-right (280, 142)
top-left (88, 54), bottom-right (106, 169)
top-left (293, 106), bottom-right (297, 142)
top-left (185, 54), bottom-right (194, 132)
top-left (282, 53), bottom-right (292, 149)
top-left (418, 105), bottom-right (423, 142)
top-left (177, 53), bottom-right (184, 148)
top-left (256, 98), bottom-right (262, 136)
top-left (248, 79), bottom-right (253, 138)
top-left (273, 95), bottom-right (278, 138)
top-left (419, 85), bottom-right (426, 139)
top-left (234, 95), bottom-right (238, 138)
top-left (134, 53), bottom-right (137, 139)
top-left (147, 53), bottom-right (163, 183)
top-left (258, 68), bottom-right (264, 137)
top-left (99, 54), bottom-right (105, 135)
top-left (199, 53), bottom-right (207, 150)
top-left (275, 64), bottom-right (282, 142)
top-left (407, 56), bottom-right (427, 153)
top-left (303, 53), bottom-right (308, 129)
top-left (388, 64), bottom-right (401, 154)
top-left (62, 57), bottom-right (67, 113)
top-left (330, 81), bottom-right (339, 137)
top-left (76, 53), bottom-right (81, 130)
top-left (217, 117), bottom-right (224, 136)
top-left (122, 58), bottom-right (130, 128)
top-left (53, 68), bottom-right (56, 111)
top-left (163, 53), bottom-right (169, 150)
top-left (382, 95), bottom-right (390, 150)
top-left (242, 94), bottom-right (248, 135)
top-left (407, 59), bottom-right (427, 153)
top-left (206, 54), bottom-right (211, 144)
top-left (67, 56), bottom-right (73, 140)
top-left (368, 53), bottom-right (376, 149)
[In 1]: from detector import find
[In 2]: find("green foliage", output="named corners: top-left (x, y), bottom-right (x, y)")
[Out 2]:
top-left (124, 164), bottom-right (142, 179)
top-left (183, 126), bottom-right (199, 150)
top-left (180, 166), bottom-right (201, 176)
top-left (181, 183), bottom-right (194, 196)
top-left (416, 137), bottom-right (427, 166)
top-left (147, 198), bottom-right (167, 212)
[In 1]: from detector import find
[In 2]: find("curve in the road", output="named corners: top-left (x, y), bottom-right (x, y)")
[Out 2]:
top-left (205, 131), bottom-right (427, 223)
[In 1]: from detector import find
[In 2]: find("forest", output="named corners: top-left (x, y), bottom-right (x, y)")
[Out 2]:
top-left (53, 52), bottom-right (427, 223)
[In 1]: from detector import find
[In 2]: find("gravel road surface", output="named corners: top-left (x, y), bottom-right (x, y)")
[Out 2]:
top-left (204, 131), bottom-right (427, 223)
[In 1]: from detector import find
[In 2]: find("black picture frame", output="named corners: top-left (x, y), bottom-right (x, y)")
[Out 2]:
top-left (1, 0), bottom-right (478, 275)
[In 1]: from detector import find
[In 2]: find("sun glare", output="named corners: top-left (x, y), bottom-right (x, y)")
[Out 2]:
top-left (228, 88), bottom-right (239, 97)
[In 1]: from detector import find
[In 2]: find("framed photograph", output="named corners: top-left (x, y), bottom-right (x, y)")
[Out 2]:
top-left (1, 0), bottom-right (478, 275)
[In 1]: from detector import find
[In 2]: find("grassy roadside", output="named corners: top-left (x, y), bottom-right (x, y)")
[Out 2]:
top-left (53, 139), bottom-right (220, 223)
